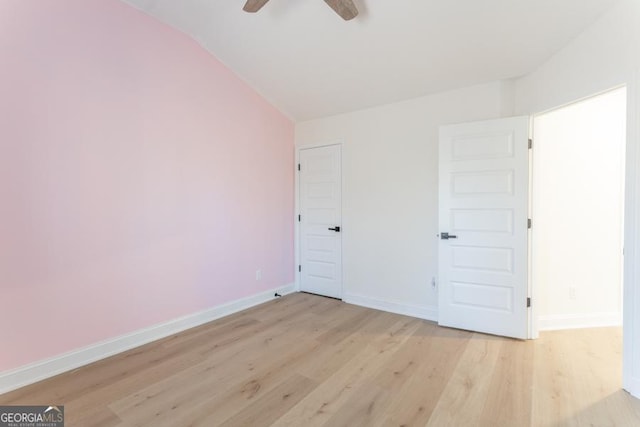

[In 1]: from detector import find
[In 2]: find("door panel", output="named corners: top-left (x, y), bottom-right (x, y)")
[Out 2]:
top-left (299, 145), bottom-right (342, 299)
top-left (439, 116), bottom-right (529, 339)
top-left (450, 209), bottom-right (514, 234)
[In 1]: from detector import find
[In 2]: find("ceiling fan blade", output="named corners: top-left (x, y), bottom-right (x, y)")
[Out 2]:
top-left (243, 0), bottom-right (270, 13)
top-left (323, 0), bottom-right (358, 21)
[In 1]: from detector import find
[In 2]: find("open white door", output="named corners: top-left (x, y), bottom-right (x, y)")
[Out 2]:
top-left (438, 116), bottom-right (530, 339)
top-left (299, 145), bottom-right (342, 299)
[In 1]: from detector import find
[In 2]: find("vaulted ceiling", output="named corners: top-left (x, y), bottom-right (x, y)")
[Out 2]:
top-left (123, 0), bottom-right (619, 121)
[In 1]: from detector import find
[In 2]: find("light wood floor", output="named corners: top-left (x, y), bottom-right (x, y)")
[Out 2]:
top-left (2, 293), bottom-right (639, 426)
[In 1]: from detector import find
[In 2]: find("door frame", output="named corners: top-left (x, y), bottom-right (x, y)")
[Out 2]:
top-left (623, 70), bottom-right (640, 398)
top-left (529, 85), bottom-right (628, 340)
top-left (525, 72), bottom-right (639, 397)
top-left (294, 140), bottom-right (344, 297)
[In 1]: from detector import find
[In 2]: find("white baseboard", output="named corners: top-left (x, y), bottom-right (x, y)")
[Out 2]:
top-left (343, 293), bottom-right (438, 322)
top-left (538, 312), bottom-right (622, 331)
top-left (0, 283), bottom-right (295, 395)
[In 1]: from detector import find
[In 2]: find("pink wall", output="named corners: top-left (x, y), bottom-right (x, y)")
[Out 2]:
top-left (0, 0), bottom-right (294, 372)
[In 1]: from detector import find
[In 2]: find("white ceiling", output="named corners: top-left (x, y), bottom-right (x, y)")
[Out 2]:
top-left (123, 0), bottom-right (619, 121)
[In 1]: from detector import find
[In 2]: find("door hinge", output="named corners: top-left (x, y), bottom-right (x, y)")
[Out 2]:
top-left (528, 218), bottom-right (532, 229)
top-left (298, 214), bottom-right (301, 222)
top-left (297, 163), bottom-right (301, 171)
top-left (298, 265), bottom-right (301, 272)
top-left (528, 138), bottom-right (533, 149)
top-left (527, 297), bottom-right (531, 308)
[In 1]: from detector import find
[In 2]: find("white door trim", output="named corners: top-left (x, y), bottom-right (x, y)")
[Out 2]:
top-left (623, 69), bottom-right (640, 398)
top-left (294, 141), bottom-right (344, 297)
top-left (527, 116), bottom-right (537, 339)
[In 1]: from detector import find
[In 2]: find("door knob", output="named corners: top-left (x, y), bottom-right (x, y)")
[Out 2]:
top-left (328, 226), bottom-right (341, 232)
top-left (440, 232), bottom-right (457, 240)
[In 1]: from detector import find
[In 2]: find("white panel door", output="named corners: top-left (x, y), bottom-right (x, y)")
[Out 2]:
top-left (299, 145), bottom-right (342, 298)
top-left (439, 116), bottom-right (530, 339)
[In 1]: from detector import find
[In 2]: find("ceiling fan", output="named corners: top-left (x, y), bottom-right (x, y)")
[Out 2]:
top-left (243, 0), bottom-right (358, 21)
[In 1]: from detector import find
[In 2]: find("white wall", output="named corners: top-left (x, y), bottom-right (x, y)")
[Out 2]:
top-left (514, 0), bottom-right (640, 398)
top-left (295, 82), bottom-right (508, 319)
top-left (515, 0), bottom-right (640, 115)
top-left (533, 88), bottom-right (626, 330)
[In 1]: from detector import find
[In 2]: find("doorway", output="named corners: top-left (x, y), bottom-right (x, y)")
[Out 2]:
top-left (532, 87), bottom-right (627, 332)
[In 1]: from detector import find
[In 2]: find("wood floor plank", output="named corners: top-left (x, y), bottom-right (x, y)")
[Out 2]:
top-left (425, 333), bottom-right (504, 426)
top-left (371, 320), bottom-right (439, 392)
top-left (271, 318), bottom-right (421, 427)
top-left (320, 383), bottom-right (391, 427)
top-left (532, 327), bottom-right (640, 427)
top-left (218, 374), bottom-right (317, 427)
top-left (375, 324), bottom-right (472, 427)
top-left (108, 312), bottom-right (322, 421)
top-left (69, 406), bottom-right (122, 427)
top-left (295, 310), bottom-right (399, 382)
top-left (1, 293), bottom-right (638, 427)
top-left (479, 337), bottom-right (534, 427)
top-left (138, 335), bottom-right (322, 427)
